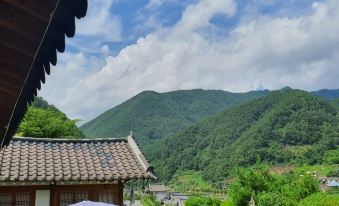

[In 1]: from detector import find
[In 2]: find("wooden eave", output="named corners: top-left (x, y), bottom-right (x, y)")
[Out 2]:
top-left (0, 0), bottom-right (88, 148)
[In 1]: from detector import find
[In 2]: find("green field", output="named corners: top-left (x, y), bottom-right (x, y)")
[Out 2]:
top-left (169, 170), bottom-right (214, 193)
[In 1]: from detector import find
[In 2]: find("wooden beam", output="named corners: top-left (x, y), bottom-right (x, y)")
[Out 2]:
top-left (0, 78), bottom-right (22, 94)
top-left (0, 88), bottom-right (19, 101)
top-left (0, 1), bottom-right (47, 42)
top-left (1, 0), bottom-right (58, 22)
top-left (0, 45), bottom-right (33, 72)
top-left (0, 96), bottom-right (15, 114)
top-left (0, 25), bottom-right (39, 58)
top-left (0, 62), bottom-right (26, 82)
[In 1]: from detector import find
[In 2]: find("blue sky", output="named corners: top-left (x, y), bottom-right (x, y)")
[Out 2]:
top-left (40, 0), bottom-right (339, 123)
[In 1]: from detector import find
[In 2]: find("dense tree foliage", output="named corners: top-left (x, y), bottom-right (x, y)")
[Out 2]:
top-left (81, 89), bottom-right (268, 142)
top-left (183, 165), bottom-right (338, 206)
top-left (226, 165), bottom-right (338, 206)
top-left (17, 97), bottom-right (85, 139)
top-left (312, 89), bottom-right (339, 100)
top-left (140, 195), bottom-right (160, 206)
top-left (149, 90), bottom-right (339, 182)
top-left (185, 196), bottom-right (221, 206)
top-left (298, 192), bottom-right (339, 206)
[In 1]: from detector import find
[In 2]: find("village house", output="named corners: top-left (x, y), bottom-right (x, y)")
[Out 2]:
top-left (0, 135), bottom-right (155, 206)
top-left (0, 1), bottom-right (157, 205)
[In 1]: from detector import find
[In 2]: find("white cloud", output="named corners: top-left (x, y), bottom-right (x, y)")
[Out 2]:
top-left (42, 0), bottom-right (339, 123)
top-left (145, 0), bottom-right (165, 10)
top-left (39, 52), bottom-right (105, 120)
top-left (68, 0), bottom-right (122, 54)
top-left (77, 0), bottom-right (121, 40)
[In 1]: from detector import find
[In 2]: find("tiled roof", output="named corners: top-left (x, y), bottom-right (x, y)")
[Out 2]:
top-left (0, 136), bottom-right (155, 183)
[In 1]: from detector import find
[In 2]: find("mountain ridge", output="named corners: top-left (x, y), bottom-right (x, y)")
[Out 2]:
top-left (150, 90), bottom-right (339, 181)
top-left (80, 89), bottom-right (269, 143)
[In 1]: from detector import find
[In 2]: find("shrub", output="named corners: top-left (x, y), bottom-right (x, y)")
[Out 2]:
top-left (280, 174), bottom-right (319, 201)
top-left (141, 195), bottom-right (160, 206)
top-left (324, 150), bottom-right (339, 164)
top-left (185, 196), bottom-right (221, 206)
top-left (298, 193), bottom-right (339, 206)
top-left (326, 169), bottom-right (339, 177)
top-left (221, 199), bottom-right (235, 206)
top-left (257, 191), bottom-right (291, 206)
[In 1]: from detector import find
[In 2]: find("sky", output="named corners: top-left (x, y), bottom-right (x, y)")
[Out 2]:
top-left (39, 0), bottom-right (339, 123)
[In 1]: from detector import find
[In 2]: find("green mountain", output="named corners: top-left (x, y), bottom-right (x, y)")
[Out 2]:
top-left (312, 89), bottom-right (339, 100)
top-left (80, 89), bottom-right (268, 144)
top-left (150, 90), bottom-right (339, 182)
top-left (30, 96), bottom-right (62, 111)
top-left (17, 97), bottom-right (85, 139)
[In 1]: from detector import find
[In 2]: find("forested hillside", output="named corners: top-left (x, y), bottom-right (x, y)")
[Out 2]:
top-left (17, 97), bottom-right (85, 139)
top-left (80, 89), bottom-right (268, 144)
top-left (149, 90), bottom-right (339, 182)
top-left (312, 88), bottom-right (339, 100)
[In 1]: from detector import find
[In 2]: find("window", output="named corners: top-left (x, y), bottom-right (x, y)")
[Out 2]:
top-left (59, 190), bottom-right (88, 206)
top-left (75, 191), bottom-right (88, 203)
top-left (15, 192), bottom-right (30, 206)
top-left (0, 193), bottom-right (11, 206)
top-left (99, 190), bottom-right (113, 204)
top-left (0, 191), bottom-right (31, 206)
top-left (60, 191), bottom-right (73, 206)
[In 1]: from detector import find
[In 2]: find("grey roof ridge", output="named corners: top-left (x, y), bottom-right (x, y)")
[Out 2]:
top-left (12, 136), bottom-right (128, 143)
top-left (127, 134), bottom-right (157, 179)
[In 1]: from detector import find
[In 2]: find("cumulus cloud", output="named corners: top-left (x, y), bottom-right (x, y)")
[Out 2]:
top-left (42, 0), bottom-right (339, 122)
top-left (145, 0), bottom-right (166, 10)
top-left (77, 0), bottom-right (121, 40)
top-left (67, 0), bottom-right (122, 54)
top-left (39, 52), bottom-right (105, 120)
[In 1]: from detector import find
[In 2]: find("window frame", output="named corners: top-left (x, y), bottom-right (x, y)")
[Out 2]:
top-left (56, 188), bottom-right (89, 206)
top-left (0, 188), bottom-right (35, 206)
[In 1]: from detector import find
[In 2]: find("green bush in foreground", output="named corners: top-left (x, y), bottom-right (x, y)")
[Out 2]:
top-left (140, 195), bottom-right (160, 206)
top-left (183, 165), bottom-right (335, 206)
top-left (257, 191), bottom-right (291, 206)
top-left (228, 165), bottom-right (320, 206)
top-left (220, 199), bottom-right (234, 206)
top-left (298, 193), bottom-right (339, 206)
top-left (185, 196), bottom-right (221, 206)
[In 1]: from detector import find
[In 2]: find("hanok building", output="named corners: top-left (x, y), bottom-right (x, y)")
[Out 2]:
top-left (0, 1), bottom-right (156, 205)
top-left (0, 135), bottom-right (155, 205)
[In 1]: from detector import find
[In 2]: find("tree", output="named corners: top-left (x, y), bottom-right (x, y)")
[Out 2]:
top-left (17, 97), bottom-right (84, 139)
top-left (228, 165), bottom-right (320, 206)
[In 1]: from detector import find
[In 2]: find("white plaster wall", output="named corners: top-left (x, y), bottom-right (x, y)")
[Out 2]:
top-left (35, 190), bottom-right (50, 206)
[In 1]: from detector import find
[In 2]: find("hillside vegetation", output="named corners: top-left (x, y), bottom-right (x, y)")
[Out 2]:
top-left (17, 97), bottom-right (85, 139)
top-left (312, 89), bottom-right (339, 100)
top-left (81, 89), bottom-right (268, 144)
top-left (150, 90), bottom-right (339, 182)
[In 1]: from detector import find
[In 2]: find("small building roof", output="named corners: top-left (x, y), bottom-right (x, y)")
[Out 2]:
top-left (0, 135), bottom-right (155, 184)
top-left (148, 184), bottom-right (170, 192)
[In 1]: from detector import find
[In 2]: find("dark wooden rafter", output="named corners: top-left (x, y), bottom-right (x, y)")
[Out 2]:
top-left (1, 0), bottom-right (57, 22)
top-left (0, 25), bottom-right (38, 58)
top-left (0, 1), bottom-right (46, 41)
top-left (0, 0), bottom-right (88, 148)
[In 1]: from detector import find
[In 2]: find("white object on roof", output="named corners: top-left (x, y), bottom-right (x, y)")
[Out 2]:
top-left (327, 180), bottom-right (339, 187)
top-left (69, 201), bottom-right (117, 206)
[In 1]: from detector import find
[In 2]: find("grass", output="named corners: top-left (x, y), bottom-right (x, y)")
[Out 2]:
top-left (169, 170), bottom-right (216, 193)
top-left (141, 195), bottom-right (160, 206)
top-left (293, 164), bottom-right (339, 177)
